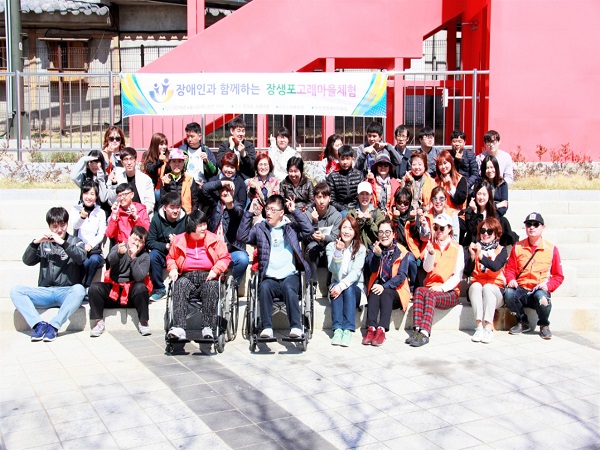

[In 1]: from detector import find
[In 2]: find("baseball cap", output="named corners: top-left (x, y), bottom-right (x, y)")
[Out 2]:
top-left (357, 181), bottom-right (372, 195)
top-left (433, 213), bottom-right (451, 227)
top-left (524, 212), bottom-right (544, 225)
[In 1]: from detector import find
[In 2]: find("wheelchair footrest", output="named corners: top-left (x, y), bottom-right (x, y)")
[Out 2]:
top-left (282, 336), bottom-right (305, 342)
top-left (166, 337), bottom-right (190, 344)
top-left (256, 336), bottom-right (278, 343)
top-left (195, 337), bottom-right (217, 343)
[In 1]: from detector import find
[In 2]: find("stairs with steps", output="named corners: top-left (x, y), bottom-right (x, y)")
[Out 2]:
top-left (1, 189), bottom-right (599, 335)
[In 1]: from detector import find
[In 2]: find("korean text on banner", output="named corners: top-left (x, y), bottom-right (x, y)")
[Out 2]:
top-left (121, 72), bottom-right (387, 118)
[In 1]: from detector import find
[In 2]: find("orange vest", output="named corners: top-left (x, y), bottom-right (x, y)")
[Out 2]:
top-left (471, 245), bottom-right (506, 288)
top-left (178, 174), bottom-right (194, 214)
top-left (417, 173), bottom-right (436, 208)
top-left (513, 238), bottom-right (555, 290)
top-left (367, 243), bottom-right (411, 311)
top-left (440, 173), bottom-right (466, 210)
top-left (424, 239), bottom-right (462, 295)
top-left (404, 220), bottom-right (427, 260)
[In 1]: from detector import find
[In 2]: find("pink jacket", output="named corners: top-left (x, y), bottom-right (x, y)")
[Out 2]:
top-left (166, 231), bottom-right (232, 275)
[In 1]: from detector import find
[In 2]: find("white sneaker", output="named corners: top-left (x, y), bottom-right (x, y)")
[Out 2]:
top-left (139, 322), bottom-right (152, 336)
top-left (260, 328), bottom-right (273, 338)
top-left (168, 327), bottom-right (186, 341)
top-left (202, 327), bottom-right (214, 339)
top-left (289, 328), bottom-right (303, 339)
top-left (481, 328), bottom-right (494, 344)
top-left (471, 327), bottom-right (484, 342)
top-left (90, 320), bottom-right (105, 337)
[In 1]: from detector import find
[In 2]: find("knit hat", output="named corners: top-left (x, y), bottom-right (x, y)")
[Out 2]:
top-left (169, 148), bottom-right (186, 160)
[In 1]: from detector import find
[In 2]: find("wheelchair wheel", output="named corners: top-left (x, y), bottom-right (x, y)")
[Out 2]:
top-left (249, 333), bottom-right (257, 352)
top-left (301, 335), bottom-right (308, 352)
top-left (165, 342), bottom-right (175, 355)
top-left (226, 285), bottom-right (239, 341)
top-left (216, 333), bottom-right (225, 353)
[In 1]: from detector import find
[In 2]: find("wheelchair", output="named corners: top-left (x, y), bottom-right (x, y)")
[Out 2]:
top-left (164, 273), bottom-right (239, 355)
top-left (243, 271), bottom-right (315, 352)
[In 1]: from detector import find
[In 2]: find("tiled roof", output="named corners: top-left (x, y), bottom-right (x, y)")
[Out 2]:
top-left (0, 0), bottom-right (110, 15)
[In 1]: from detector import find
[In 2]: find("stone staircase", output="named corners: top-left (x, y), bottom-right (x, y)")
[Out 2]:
top-left (1, 189), bottom-right (599, 335)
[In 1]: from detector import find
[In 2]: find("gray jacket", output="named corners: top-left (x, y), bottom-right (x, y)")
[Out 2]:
top-left (304, 205), bottom-right (342, 245)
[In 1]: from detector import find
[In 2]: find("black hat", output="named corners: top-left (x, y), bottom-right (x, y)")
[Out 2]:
top-left (524, 212), bottom-right (544, 225)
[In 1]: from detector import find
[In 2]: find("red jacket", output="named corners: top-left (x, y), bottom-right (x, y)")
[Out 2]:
top-left (105, 202), bottom-right (150, 243)
top-left (166, 230), bottom-right (232, 276)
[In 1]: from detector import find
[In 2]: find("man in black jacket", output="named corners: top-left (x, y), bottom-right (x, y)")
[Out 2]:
top-left (217, 117), bottom-right (257, 179)
top-left (146, 193), bottom-right (187, 300)
top-left (11, 207), bottom-right (86, 342)
top-left (450, 130), bottom-right (480, 195)
top-left (326, 145), bottom-right (364, 216)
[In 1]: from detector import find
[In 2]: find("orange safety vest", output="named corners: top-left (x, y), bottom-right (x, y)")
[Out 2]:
top-left (470, 245), bottom-right (506, 288)
top-left (513, 238), bottom-right (555, 290)
top-left (404, 220), bottom-right (427, 260)
top-left (424, 239), bottom-right (462, 295)
top-left (367, 243), bottom-right (411, 311)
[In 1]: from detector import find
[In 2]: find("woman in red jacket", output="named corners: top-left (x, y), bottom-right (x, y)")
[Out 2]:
top-left (166, 210), bottom-right (232, 341)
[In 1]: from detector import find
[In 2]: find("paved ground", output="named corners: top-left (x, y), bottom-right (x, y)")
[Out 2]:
top-left (1, 319), bottom-right (599, 450)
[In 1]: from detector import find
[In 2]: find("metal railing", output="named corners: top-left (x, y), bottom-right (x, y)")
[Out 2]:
top-left (0, 69), bottom-right (488, 161)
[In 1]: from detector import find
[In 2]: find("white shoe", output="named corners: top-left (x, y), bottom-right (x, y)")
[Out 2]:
top-left (168, 327), bottom-right (186, 341)
top-left (481, 328), bottom-right (494, 344)
top-left (289, 328), bottom-right (303, 339)
top-left (260, 328), bottom-right (273, 339)
top-left (471, 327), bottom-right (484, 342)
top-left (202, 327), bottom-right (214, 339)
top-left (139, 322), bottom-right (152, 336)
top-left (90, 320), bottom-right (105, 337)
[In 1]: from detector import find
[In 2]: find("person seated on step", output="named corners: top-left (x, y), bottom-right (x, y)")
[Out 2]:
top-left (10, 207), bottom-right (86, 342)
top-left (504, 212), bottom-right (564, 340)
top-left (347, 181), bottom-right (386, 249)
top-left (159, 148), bottom-right (201, 215)
top-left (326, 144), bottom-right (364, 218)
top-left (146, 193), bottom-right (188, 301)
top-left (237, 195), bottom-right (313, 339)
top-left (166, 210), bottom-right (231, 341)
top-left (406, 213), bottom-right (464, 348)
top-left (217, 117), bottom-right (257, 179)
top-left (303, 182), bottom-right (342, 284)
top-left (88, 226), bottom-right (152, 337)
top-left (354, 120), bottom-right (403, 179)
top-left (362, 220), bottom-right (411, 347)
top-left (465, 217), bottom-right (508, 344)
top-left (105, 183), bottom-right (150, 244)
top-left (106, 146), bottom-right (155, 217)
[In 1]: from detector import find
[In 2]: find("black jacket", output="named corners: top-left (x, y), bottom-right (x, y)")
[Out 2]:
top-left (452, 148), bottom-right (480, 193)
top-left (280, 176), bottom-right (314, 212)
top-left (326, 168), bottom-right (364, 212)
top-left (202, 178), bottom-right (246, 252)
top-left (217, 140), bottom-right (257, 179)
top-left (23, 234), bottom-right (86, 287)
top-left (146, 208), bottom-right (188, 255)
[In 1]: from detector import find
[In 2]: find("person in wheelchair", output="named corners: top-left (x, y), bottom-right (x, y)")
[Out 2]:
top-left (237, 194), bottom-right (313, 339)
top-left (166, 210), bottom-right (232, 341)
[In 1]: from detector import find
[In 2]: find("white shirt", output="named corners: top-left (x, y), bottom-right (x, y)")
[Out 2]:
top-left (477, 149), bottom-right (514, 185)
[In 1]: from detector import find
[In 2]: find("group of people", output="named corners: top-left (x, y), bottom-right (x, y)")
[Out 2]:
top-left (11, 119), bottom-right (564, 348)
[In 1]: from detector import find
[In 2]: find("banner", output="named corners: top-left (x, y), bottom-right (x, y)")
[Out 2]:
top-left (121, 72), bottom-right (387, 118)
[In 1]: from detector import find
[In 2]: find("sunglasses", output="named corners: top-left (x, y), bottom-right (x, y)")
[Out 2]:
top-left (432, 196), bottom-right (446, 202)
top-left (108, 136), bottom-right (122, 142)
top-left (525, 221), bottom-right (541, 228)
top-left (433, 224), bottom-right (446, 232)
top-left (480, 228), bottom-right (494, 236)
top-left (396, 200), bottom-right (410, 207)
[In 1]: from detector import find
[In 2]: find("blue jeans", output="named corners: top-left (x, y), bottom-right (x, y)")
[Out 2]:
top-left (258, 274), bottom-right (301, 330)
top-left (330, 283), bottom-right (360, 331)
top-left (149, 249), bottom-right (167, 291)
top-left (154, 189), bottom-right (161, 212)
top-left (83, 254), bottom-right (104, 288)
top-left (11, 284), bottom-right (85, 330)
top-left (504, 287), bottom-right (552, 327)
top-left (406, 252), bottom-right (417, 292)
top-left (230, 250), bottom-right (249, 283)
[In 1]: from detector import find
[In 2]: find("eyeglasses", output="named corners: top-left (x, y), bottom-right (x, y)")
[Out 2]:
top-left (377, 230), bottom-right (393, 237)
top-left (433, 225), bottom-right (446, 232)
top-left (432, 196), bottom-right (446, 202)
top-left (480, 228), bottom-right (494, 236)
top-left (525, 221), bottom-right (541, 228)
top-left (265, 207), bottom-right (282, 214)
top-left (117, 191), bottom-right (133, 198)
top-left (396, 200), bottom-right (410, 207)
top-left (108, 136), bottom-right (121, 142)
top-left (396, 134), bottom-right (408, 140)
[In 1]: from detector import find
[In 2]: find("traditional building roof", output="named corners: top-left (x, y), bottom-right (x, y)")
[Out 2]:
top-left (0, 0), bottom-right (110, 15)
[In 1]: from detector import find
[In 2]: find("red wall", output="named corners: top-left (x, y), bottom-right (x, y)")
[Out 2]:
top-left (487, 0), bottom-right (600, 161)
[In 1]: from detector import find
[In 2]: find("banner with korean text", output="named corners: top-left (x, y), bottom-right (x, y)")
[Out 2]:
top-left (121, 72), bottom-right (387, 118)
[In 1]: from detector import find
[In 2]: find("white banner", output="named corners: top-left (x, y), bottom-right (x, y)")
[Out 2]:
top-left (121, 72), bottom-right (387, 118)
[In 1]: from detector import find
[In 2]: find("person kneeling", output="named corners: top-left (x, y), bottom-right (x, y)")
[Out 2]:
top-left (88, 226), bottom-right (152, 337)
top-left (407, 214), bottom-right (464, 347)
top-left (166, 211), bottom-right (232, 341)
top-left (237, 195), bottom-right (313, 339)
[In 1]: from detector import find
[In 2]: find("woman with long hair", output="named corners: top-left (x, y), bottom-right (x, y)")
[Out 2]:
top-left (70, 149), bottom-right (110, 215)
top-left (315, 133), bottom-right (343, 182)
top-left (480, 155), bottom-right (509, 216)
top-left (435, 150), bottom-right (468, 210)
top-left (101, 126), bottom-right (126, 173)
top-left (326, 216), bottom-right (366, 347)
top-left (141, 132), bottom-right (169, 211)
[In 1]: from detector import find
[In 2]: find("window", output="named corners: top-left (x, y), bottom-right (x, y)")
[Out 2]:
top-left (44, 39), bottom-right (89, 71)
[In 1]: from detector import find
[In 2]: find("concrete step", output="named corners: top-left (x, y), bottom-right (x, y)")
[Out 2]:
top-left (3, 295), bottom-right (599, 335)
top-left (0, 189), bottom-right (79, 230)
top-left (557, 243), bottom-right (600, 261)
top-left (509, 190), bottom-right (600, 202)
top-left (576, 279), bottom-right (600, 298)
top-left (568, 260), bottom-right (600, 278)
top-left (0, 229), bottom-right (52, 261)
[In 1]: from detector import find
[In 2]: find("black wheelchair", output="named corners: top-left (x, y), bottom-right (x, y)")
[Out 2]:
top-left (164, 273), bottom-right (239, 355)
top-left (243, 271), bottom-right (315, 352)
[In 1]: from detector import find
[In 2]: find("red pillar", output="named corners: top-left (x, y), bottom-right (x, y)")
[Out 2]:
top-left (322, 58), bottom-right (336, 146)
top-left (188, 0), bottom-right (205, 37)
top-left (388, 57), bottom-right (405, 142)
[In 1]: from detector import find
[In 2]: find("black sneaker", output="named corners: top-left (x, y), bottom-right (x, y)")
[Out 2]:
top-left (539, 326), bottom-right (552, 340)
top-left (31, 322), bottom-right (48, 342)
top-left (409, 330), bottom-right (429, 347)
top-left (405, 329), bottom-right (419, 344)
top-left (509, 322), bottom-right (531, 335)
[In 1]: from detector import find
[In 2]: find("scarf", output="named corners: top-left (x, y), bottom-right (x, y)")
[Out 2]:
top-left (411, 174), bottom-right (425, 209)
top-left (379, 241), bottom-right (397, 283)
top-left (478, 240), bottom-right (499, 272)
top-left (376, 175), bottom-right (390, 210)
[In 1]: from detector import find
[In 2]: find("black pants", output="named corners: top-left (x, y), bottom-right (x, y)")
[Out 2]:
top-left (171, 271), bottom-right (220, 330)
top-left (366, 288), bottom-right (401, 331)
top-left (88, 281), bottom-right (149, 322)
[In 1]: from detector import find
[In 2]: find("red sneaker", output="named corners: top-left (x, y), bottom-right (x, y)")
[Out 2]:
top-left (362, 326), bottom-right (376, 345)
top-left (372, 327), bottom-right (385, 346)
